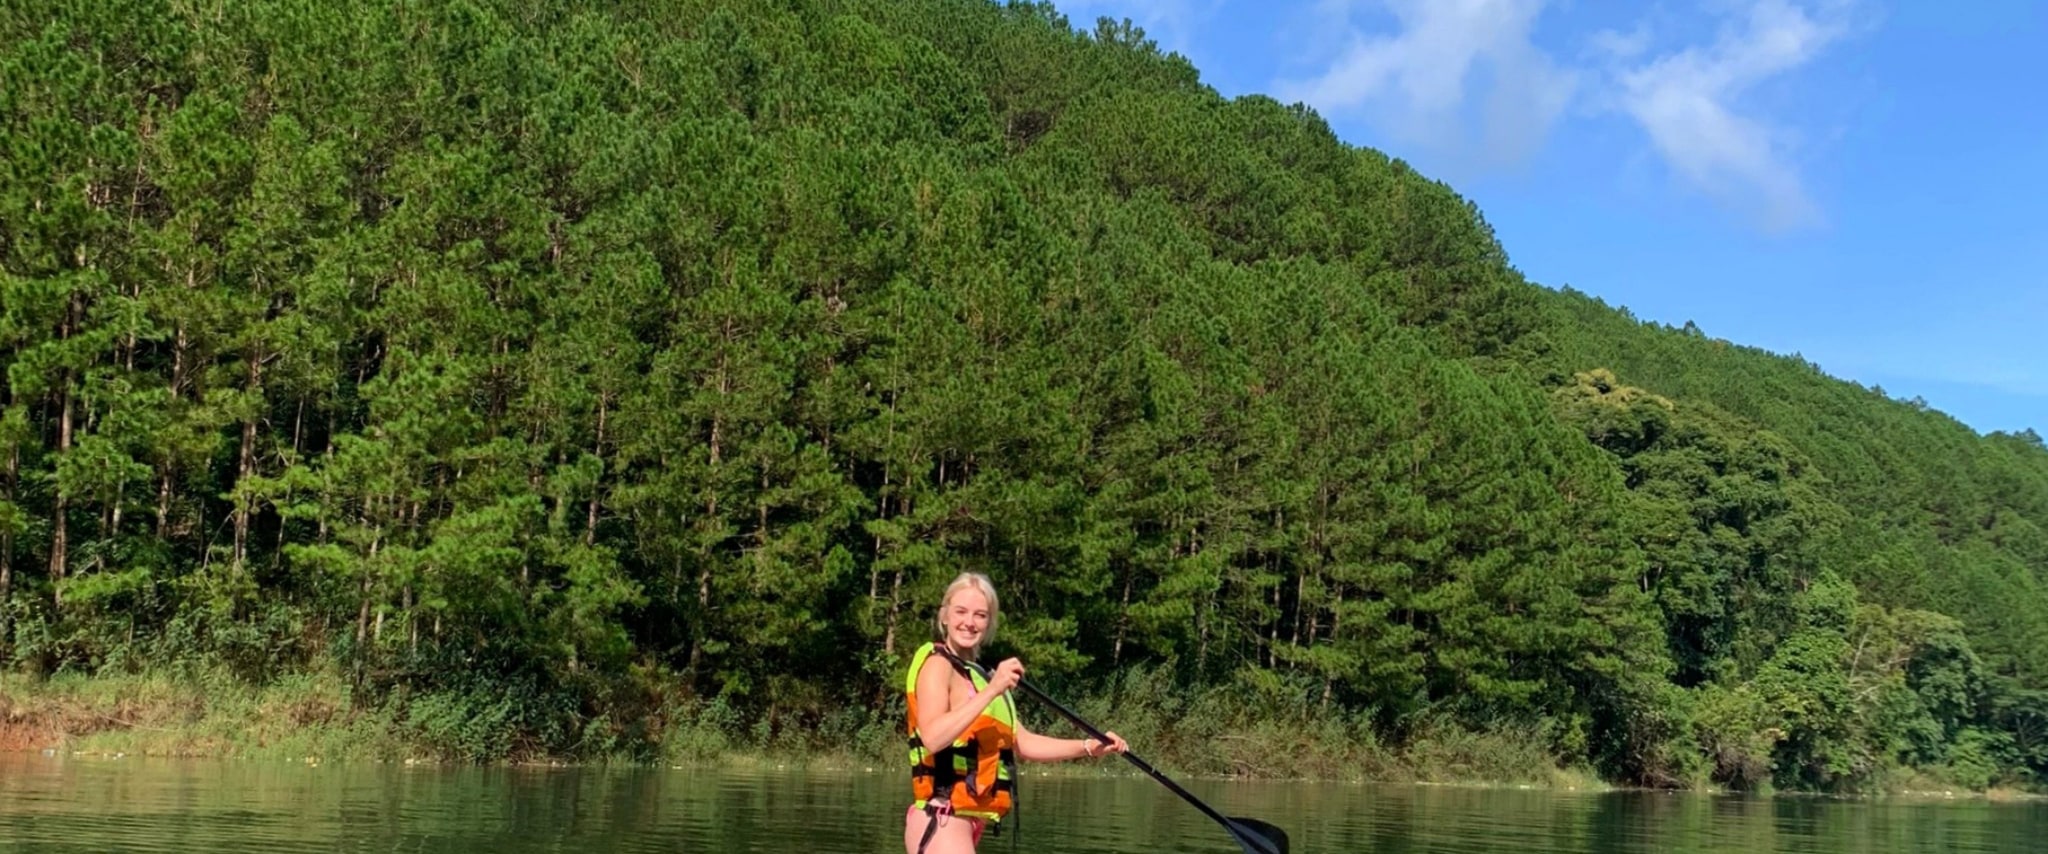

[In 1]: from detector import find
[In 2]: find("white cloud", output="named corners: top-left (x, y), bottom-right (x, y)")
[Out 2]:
top-left (1588, 25), bottom-right (1651, 61)
top-left (1264, 0), bottom-right (1868, 230)
top-left (1613, 0), bottom-right (1859, 231)
top-left (1273, 0), bottom-right (1578, 170)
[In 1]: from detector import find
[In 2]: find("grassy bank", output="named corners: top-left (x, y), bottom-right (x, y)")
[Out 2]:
top-left (1, 669), bottom-right (1595, 788)
top-left (0, 670), bottom-right (409, 762)
top-left (6, 669), bottom-right (2034, 801)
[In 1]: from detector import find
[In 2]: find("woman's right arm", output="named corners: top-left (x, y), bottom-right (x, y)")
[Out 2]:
top-left (914, 655), bottom-right (1003, 754)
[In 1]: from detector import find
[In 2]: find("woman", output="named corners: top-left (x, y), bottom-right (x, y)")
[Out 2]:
top-left (903, 572), bottom-right (1129, 854)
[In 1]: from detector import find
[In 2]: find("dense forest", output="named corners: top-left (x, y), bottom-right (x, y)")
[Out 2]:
top-left (2, 0), bottom-right (2044, 791)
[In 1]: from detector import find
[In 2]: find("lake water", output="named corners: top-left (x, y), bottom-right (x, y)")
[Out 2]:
top-left (0, 753), bottom-right (2037, 852)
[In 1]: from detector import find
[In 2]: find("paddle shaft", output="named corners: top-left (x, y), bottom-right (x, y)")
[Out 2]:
top-left (1010, 677), bottom-right (1248, 834)
top-left (929, 646), bottom-right (1246, 838)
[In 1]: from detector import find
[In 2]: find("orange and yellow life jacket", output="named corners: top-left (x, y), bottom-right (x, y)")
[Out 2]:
top-left (905, 641), bottom-right (1017, 822)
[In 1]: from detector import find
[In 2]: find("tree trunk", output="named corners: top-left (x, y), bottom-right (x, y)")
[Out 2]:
top-left (1113, 559), bottom-right (1133, 667)
top-left (1267, 571), bottom-right (1281, 670)
top-left (356, 495), bottom-right (380, 648)
top-left (50, 382), bottom-right (73, 607)
top-left (883, 565), bottom-right (905, 658)
top-left (1, 439), bottom-right (16, 656)
top-left (584, 394), bottom-right (606, 547)
top-left (317, 412), bottom-right (337, 544)
top-left (881, 494), bottom-right (910, 657)
top-left (1321, 588), bottom-right (1343, 713)
top-left (686, 358), bottom-right (729, 686)
top-left (867, 470), bottom-right (889, 610)
top-left (98, 492), bottom-right (116, 573)
top-left (158, 321), bottom-right (187, 540)
top-left (1196, 529), bottom-right (1212, 675)
top-left (405, 498), bottom-right (420, 652)
top-left (232, 347), bottom-right (262, 571)
top-left (47, 293), bottom-right (79, 605)
top-left (155, 466), bottom-right (173, 540)
top-left (355, 570), bottom-right (372, 648)
top-left (1307, 593), bottom-right (1323, 647)
top-left (171, 317), bottom-right (188, 397)
top-left (1292, 570), bottom-right (1307, 650)
top-left (756, 467), bottom-right (769, 551)
top-left (686, 557), bottom-right (712, 682)
top-left (490, 337), bottom-right (507, 422)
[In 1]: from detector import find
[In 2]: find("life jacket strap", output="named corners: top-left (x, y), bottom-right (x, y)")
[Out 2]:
top-left (913, 801), bottom-right (950, 854)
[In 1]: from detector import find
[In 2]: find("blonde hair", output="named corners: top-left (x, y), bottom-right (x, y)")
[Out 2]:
top-left (933, 571), bottom-right (1001, 655)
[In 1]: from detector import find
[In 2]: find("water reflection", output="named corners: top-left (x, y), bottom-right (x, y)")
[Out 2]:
top-left (0, 754), bottom-right (2037, 853)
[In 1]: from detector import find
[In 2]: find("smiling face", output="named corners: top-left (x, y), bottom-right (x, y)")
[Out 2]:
top-left (941, 587), bottom-right (992, 655)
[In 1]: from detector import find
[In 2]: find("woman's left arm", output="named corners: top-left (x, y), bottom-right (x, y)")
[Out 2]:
top-left (1013, 717), bottom-right (1129, 762)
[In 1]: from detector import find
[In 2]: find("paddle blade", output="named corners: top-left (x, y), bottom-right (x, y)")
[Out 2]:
top-left (1226, 817), bottom-right (1288, 854)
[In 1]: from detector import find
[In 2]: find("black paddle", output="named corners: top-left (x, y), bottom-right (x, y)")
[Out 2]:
top-left (934, 647), bottom-right (1289, 854)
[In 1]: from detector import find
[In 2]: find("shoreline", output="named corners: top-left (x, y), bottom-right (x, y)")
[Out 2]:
top-left (7, 747), bottom-right (2042, 804)
top-left (5, 672), bottom-right (2039, 802)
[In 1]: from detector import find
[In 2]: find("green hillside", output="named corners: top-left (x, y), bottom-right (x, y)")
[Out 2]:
top-left (2, 0), bottom-right (2042, 791)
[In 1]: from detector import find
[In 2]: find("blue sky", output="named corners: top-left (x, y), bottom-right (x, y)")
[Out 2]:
top-left (1048, 0), bottom-right (2048, 435)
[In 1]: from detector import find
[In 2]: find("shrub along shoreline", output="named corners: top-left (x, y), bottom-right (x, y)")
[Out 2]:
top-left (3, 670), bottom-right (2030, 800)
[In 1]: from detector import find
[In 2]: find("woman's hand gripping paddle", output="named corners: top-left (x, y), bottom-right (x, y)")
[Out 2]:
top-left (932, 646), bottom-right (1289, 854)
